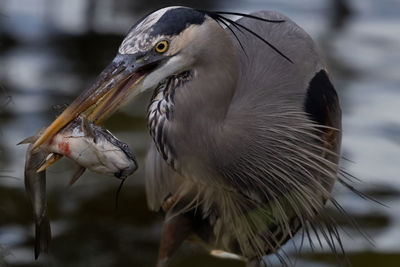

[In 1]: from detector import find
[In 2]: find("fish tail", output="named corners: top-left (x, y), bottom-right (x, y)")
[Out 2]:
top-left (34, 216), bottom-right (51, 259)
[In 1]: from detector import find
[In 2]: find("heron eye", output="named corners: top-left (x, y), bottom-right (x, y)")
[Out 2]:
top-left (155, 40), bottom-right (168, 53)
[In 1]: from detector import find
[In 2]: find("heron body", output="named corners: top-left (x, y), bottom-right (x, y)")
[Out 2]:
top-left (141, 8), bottom-right (341, 266)
top-left (35, 6), bottom-right (342, 267)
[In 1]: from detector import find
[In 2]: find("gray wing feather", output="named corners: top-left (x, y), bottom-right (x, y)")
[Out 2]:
top-left (232, 11), bottom-right (324, 107)
top-left (145, 142), bottom-right (182, 211)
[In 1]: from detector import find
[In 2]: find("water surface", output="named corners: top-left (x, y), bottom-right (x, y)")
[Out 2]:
top-left (1, 0), bottom-right (399, 266)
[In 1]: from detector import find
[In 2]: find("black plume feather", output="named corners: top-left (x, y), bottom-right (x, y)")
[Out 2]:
top-left (199, 10), bottom-right (293, 64)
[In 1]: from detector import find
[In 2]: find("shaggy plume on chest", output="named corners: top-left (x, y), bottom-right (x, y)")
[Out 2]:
top-left (147, 71), bottom-right (192, 169)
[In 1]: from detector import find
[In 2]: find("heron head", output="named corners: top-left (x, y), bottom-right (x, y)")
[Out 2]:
top-left (116, 6), bottom-right (211, 91)
top-left (33, 6), bottom-right (225, 149)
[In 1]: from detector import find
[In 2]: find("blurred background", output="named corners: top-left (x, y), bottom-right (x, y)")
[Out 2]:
top-left (0, 0), bottom-right (399, 266)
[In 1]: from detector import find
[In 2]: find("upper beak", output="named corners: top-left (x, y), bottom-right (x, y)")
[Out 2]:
top-left (33, 53), bottom-right (158, 150)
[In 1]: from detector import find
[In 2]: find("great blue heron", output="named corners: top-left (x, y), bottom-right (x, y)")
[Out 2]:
top-left (33, 6), bottom-right (344, 267)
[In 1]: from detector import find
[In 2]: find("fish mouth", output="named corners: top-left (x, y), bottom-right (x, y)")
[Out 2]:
top-left (32, 53), bottom-right (162, 150)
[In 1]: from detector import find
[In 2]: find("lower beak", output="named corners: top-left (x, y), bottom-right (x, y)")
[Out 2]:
top-left (33, 54), bottom-right (152, 149)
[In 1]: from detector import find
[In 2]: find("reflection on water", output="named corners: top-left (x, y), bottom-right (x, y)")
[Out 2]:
top-left (1, 0), bottom-right (400, 266)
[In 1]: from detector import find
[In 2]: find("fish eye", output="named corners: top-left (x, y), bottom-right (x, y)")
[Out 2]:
top-left (155, 40), bottom-right (168, 53)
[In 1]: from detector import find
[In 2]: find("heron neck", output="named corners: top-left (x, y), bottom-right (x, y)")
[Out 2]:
top-left (177, 44), bottom-right (239, 123)
top-left (149, 21), bottom-right (240, 175)
top-left (168, 45), bottom-right (239, 176)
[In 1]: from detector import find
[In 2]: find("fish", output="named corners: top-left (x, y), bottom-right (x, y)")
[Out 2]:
top-left (21, 116), bottom-right (138, 183)
top-left (20, 116), bottom-right (138, 258)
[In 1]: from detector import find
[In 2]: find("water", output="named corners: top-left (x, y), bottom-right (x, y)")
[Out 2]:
top-left (1, 0), bottom-right (400, 266)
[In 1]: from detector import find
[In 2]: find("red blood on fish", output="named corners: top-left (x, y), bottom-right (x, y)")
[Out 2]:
top-left (58, 142), bottom-right (71, 156)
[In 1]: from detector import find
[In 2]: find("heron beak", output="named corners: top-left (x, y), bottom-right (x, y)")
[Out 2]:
top-left (32, 53), bottom-right (160, 150)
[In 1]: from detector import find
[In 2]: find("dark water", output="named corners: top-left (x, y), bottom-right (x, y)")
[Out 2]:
top-left (1, 0), bottom-right (400, 266)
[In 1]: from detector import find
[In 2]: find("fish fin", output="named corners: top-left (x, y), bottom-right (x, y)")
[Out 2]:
top-left (69, 167), bottom-right (86, 186)
top-left (34, 214), bottom-right (51, 259)
top-left (81, 117), bottom-right (97, 143)
top-left (17, 136), bottom-right (38, 145)
top-left (18, 127), bottom-right (47, 146)
top-left (37, 153), bottom-right (62, 173)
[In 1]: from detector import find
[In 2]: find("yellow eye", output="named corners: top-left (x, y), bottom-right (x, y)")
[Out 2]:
top-left (155, 40), bottom-right (168, 53)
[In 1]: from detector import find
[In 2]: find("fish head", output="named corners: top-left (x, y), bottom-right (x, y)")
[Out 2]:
top-left (85, 126), bottom-right (138, 178)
